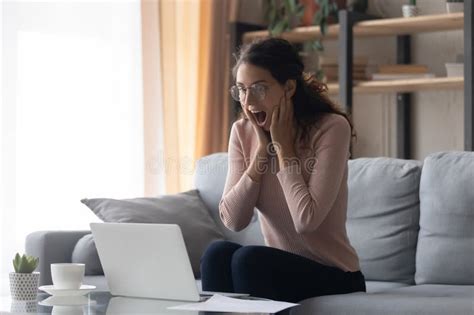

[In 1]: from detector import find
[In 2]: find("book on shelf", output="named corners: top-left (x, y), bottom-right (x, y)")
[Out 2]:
top-left (324, 73), bottom-right (369, 81)
top-left (377, 64), bottom-right (429, 74)
top-left (319, 55), bottom-right (369, 66)
top-left (320, 66), bottom-right (367, 77)
top-left (371, 73), bottom-right (435, 80)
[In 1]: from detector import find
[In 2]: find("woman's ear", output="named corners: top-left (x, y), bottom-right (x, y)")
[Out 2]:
top-left (285, 79), bottom-right (297, 98)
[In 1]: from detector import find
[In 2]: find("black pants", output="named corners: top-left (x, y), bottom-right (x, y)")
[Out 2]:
top-left (200, 240), bottom-right (366, 303)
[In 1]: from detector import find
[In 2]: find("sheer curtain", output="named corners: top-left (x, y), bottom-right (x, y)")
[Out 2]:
top-left (159, 0), bottom-right (201, 193)
top-left (195, 0), bottom-right (233, 161)
top-left (1, 1), bottom-right (145, 295)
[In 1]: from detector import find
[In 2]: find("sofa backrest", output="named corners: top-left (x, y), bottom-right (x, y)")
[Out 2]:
top-left (194, 152), bottom-right (265, 246)
top-left (346, 158), bottom-right (422, 284)
top-left (415, 151), bottom-right (474, 285)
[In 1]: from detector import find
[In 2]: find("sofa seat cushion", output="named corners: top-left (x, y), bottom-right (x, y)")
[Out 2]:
top-left (347, 158), bottom-right (422, 284)
top-left (365, 281), bottom-right (410, 293)
top-left (416, 151), bottom-right (474, 285)
top-left (291, 284), bottom-right (474, 315)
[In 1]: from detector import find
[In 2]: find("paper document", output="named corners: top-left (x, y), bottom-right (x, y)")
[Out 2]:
top-left (168, 294), bottom-right (298, 313)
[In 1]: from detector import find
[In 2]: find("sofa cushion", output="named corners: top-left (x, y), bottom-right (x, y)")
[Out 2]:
top-left (81, 189), bottom-right (224, 278)
top-left (194, 153), bottom-right (265, 246)
top-left (416, 151), bottom-right (474, 285)
top-left (291, 284), bottom-right (474, 315)
top-left (365, 281), bottom-right (410, 293)
top-left (346, 158), bottom-right (422, 284)
top-left (71, 234), bottom-right (103, 275)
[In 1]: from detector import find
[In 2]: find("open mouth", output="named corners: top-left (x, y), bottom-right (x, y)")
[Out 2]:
top-left (251, 110), bottom-right (267, 127)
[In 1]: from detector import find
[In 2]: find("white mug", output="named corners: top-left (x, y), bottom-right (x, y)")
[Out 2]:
top-left (51, 263), bottom-right (85, 290)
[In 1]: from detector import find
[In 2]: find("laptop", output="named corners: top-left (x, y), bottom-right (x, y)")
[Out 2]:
top-left (90, 222), bottom-right (249, 301)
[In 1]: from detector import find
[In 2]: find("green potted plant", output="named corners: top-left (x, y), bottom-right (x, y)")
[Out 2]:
top-left (265, 1), bottom-right (368, 50)
top-left (446, 0), bottom-right (464, 13)
top-left (265, 0), bottom-right (340, 80)
top-left (265, 0), bottom-right (368, 79)
top-left (9, 253), bottom-right (40, 300)
top-left (265, 0), bottom-right (305, 36)
top-left (402, 0), bottom-right (419, 18)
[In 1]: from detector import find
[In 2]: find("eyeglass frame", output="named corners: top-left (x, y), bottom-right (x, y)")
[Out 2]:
top-left (229, 83), bottom-right (272, 103)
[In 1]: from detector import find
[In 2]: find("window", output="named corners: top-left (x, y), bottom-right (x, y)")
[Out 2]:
top-left (1, 1), bottom-right (143, 294)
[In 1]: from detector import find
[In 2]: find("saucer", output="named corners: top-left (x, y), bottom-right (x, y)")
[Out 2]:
top-left (39, 285), bottom-right (96, 296)
top-left (39, 295), bottom-right (97, 307)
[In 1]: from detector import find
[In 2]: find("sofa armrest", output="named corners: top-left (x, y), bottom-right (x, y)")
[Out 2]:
top-left (25, 230), bottom-right (91, 285)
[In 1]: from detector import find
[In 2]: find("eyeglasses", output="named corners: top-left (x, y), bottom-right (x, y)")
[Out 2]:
top-left (229, 84), bottom-right (268, 103)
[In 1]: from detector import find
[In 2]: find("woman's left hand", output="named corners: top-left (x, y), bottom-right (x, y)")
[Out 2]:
top-left (270, 92), bottom-right (297, 164)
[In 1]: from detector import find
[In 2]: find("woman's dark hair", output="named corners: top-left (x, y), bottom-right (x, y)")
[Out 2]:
top-left (232, 37), bottom-right (356, 144)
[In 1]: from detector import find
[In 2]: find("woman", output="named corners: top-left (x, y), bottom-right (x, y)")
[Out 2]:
top-left (200, 38), bottom-right (366, 303)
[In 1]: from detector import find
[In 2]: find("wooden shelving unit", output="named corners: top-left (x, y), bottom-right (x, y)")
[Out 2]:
top-left (243, 13), bottom-right (463, 43)
top-left (240, 10), bottom-right (472, 157)
top-left (326, 77), bottom-right (464, 95)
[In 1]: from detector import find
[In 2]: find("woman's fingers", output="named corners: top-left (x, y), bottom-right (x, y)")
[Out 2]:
top-left (244, 106), bottom-right (257, 125)
top-left (271, 104), bottom-right (279, 127)
top-left (280, 92), bottom-right (291, 124)
top-left (286, 91), bottom-right (292, 118)
top-left (243, 106), bottom-right (269, 146)
top-left (278, 95), bottom-right (286, 121)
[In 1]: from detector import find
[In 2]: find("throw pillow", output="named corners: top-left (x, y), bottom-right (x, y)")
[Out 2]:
top-left (81, 189), bottom-right (224, 278)
top-left (71, 234), bottom-right (104, 275)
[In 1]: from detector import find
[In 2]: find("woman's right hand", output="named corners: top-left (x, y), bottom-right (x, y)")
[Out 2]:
top-left (242, 106), bottom-right (270, 154)
top-left (242, 106), bottom-right (270, 182)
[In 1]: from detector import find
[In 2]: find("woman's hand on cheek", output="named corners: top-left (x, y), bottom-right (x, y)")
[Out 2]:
top-left (270, 92), bottom-right (296, 158)
top-left (243, 106), bottom-right (270, 154)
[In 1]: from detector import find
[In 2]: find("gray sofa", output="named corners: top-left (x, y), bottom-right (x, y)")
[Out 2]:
top-left (26, 151), bottom-right (474, 314)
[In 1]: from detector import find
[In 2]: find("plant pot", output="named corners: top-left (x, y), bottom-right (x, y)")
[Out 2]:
top-left (9, 272), bottom-right (40, 300)
top-left (10, 300), bottom-right (37, 313)
top-left (446, 2), bottom-right (464, 13)
top-left (402, 4), bottom-right (419, 18)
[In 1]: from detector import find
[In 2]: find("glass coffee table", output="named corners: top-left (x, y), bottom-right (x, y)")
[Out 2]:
top-left (1, 291), bottom-right (276, 315)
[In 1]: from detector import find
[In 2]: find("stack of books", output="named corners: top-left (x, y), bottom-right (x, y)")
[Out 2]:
top-left (371, 64), bottom-right (435, 80)
top-left (319, 56), bottom-right (369, 83)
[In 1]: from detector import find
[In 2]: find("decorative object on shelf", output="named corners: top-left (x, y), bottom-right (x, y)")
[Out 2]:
top-left (445, 63), bottom-right (464, 77)
top-left (9, 253), bottom-right (40, 300)
top-left (446, 0), bottom-right (464, 14)
top-left (402, 0), bottom-right (419, 18)
top-left (446, 55), bottom-right (464, 77)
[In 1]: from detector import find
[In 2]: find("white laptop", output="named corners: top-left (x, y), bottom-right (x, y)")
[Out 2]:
top-left (90, 222), bottom-right (249, 302)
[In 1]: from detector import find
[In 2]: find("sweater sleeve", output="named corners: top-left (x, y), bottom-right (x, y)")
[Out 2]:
top-left (219, 123), bottom-right (261, 232)
top-left (276, 116), bottom-right (351, 234)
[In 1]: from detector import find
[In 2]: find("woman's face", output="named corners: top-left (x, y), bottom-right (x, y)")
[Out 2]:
top-left (235, 63), bottom-right (288, 131)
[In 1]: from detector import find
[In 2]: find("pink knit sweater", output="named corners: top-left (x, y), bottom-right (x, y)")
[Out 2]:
top-left (219, 113), bottom-right (360, 272)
